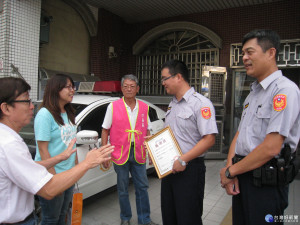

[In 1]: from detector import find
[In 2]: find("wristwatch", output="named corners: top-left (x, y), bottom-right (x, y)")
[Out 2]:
top-left (177, 157), bottom-right (187, 166)
top-left (225, 166), bottom-right (235, 179)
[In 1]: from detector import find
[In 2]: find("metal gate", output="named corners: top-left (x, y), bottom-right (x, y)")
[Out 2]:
top-left (137, 49), bottom-right (219, 96)
top-left (202, 66), bottom-right (227, 158)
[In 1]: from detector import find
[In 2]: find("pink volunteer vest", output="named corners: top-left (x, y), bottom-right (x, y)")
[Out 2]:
top-left (110, 98), bottom-right (149, 165)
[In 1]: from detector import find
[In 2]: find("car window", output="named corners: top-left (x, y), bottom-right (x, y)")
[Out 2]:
top-left (72, 103), bottom-right (88, 116)
top-left (77, 103), bottom-right (109, 136)
top-left (149, 106), bottom-right (159, 122)
top-left (19, 103), bottom-right (40, 158)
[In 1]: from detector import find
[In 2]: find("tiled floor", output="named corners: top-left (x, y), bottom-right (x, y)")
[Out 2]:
top-left (81, 160), bottom-right (300, 225)
top-left (202, 160), bottom-right (232, 225)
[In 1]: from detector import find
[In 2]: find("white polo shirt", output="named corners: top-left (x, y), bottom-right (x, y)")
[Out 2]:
top-left (0, 123), bottom-right (53, 223)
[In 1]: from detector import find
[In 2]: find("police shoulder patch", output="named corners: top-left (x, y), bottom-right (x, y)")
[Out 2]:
top-left (273, 94), bottom-right (287, 111)
top-left (201, 107), bottom-right (211, 119)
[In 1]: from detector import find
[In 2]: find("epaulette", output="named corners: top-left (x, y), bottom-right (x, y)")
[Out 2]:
top-left (192, 92), bottom-right (203, 101)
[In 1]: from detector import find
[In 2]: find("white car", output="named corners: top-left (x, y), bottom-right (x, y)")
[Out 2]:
top-left (20, 94), bottom-right (165, 199)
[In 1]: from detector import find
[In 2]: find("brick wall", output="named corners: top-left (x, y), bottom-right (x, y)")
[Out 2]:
top-left (90, 9), bottom-right (125, 80)
top-left (90, 0), bottom-right (299, 80)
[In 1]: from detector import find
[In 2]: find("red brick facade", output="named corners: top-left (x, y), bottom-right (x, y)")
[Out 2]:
top-left (90, 9), bottom-right (125, 81)
top-left (90, 0), bottom-right (299, 80)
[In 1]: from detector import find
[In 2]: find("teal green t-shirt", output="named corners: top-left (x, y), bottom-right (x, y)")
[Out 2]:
top-left (34, 107), bottom-right (77, 173)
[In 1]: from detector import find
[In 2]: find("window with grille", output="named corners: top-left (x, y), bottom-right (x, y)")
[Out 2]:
top-left (136, 30), bottom-right (219, 96)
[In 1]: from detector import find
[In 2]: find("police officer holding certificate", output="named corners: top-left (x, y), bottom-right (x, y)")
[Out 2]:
top-left (220, 29), bottom-right (300, 225)
top-left (161, 60), bottom-right (218, 225)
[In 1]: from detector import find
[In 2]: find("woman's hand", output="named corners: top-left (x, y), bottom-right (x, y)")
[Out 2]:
top-left (60, 138), bottom-right (77, 161)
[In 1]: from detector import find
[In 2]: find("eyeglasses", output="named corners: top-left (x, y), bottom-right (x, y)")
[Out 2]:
top-left (10, 99), bottom-right (32, 106)
top-left (122, 85), bottom-right (137, 90)
top-left (65, 85), bottom-right (76, 91)
top-left (161, 74), bottom-right (176, 83)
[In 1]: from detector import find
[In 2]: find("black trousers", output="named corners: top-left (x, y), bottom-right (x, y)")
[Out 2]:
top-left (161, 158), bottom-right (206, 225)
top-left (233, 171), bottom-right (289, 225)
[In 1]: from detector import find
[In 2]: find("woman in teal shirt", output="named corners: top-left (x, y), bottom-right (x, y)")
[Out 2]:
top-left (35, 74), bottom-right (77, 224)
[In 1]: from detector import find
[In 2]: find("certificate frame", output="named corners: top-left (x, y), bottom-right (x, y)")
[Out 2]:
top-left (145, 126), bottom-right (182, 179)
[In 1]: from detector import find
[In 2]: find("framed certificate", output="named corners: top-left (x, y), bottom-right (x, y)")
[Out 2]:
top-left (145, 126), bottom-right (182, 179)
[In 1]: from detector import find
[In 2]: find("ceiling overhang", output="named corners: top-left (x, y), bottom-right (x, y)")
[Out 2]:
top-left (83, 0), bottom-right (284, 23)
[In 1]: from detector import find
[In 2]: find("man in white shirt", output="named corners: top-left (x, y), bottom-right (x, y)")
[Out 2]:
top-left (0, 77), bottom-right (114, 224)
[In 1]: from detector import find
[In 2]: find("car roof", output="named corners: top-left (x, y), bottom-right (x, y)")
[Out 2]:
top-left (72, 94), bottom-right (166, 120)
top-left (72, 94), bottom-right (120, 105)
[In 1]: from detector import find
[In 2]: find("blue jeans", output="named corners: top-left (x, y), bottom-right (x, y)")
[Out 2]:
top-left (3, 213), bottom-right (38, 225)
top-left (21, 214), bottom-right (38, 225)
top-left (113, 149), bottom-right (151, 224)
top-left (38, 185), bottom-right (74, 225)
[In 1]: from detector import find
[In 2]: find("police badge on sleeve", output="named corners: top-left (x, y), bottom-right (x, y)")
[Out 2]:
top-left (201, 107), bottom-right (211, 119)
top-left (273, 94), bottom-right (287, 111)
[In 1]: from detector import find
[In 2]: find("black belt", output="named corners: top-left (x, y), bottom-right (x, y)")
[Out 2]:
top-left (233, 153), bottom-right (296, 165)
top-left (1, 211), bottom-right (34, 225)
top-left (232, 154), bottom-right (245, 164)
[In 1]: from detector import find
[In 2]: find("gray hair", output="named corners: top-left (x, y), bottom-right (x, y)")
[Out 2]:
top-left (121, 74), bottom-right (139, 86)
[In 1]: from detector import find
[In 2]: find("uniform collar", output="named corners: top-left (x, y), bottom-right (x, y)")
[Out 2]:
top-left (250, 70), bottom-right (282, 91)
top-left (259, 70), bottom-right (282, 90)
top-left (172, 87), bottom-right (194, 103)
top-left (0, 122), bottom-right (23, 141)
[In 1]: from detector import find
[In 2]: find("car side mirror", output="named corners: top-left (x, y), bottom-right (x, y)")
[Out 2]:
top-left (76, 130), bottom-right (99, 145)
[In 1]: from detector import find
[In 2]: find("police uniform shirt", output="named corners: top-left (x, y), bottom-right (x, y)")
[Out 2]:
top-left (236, 70), bottom-right (300, 156)
top-left (165, 87), bottom-right (218, 156)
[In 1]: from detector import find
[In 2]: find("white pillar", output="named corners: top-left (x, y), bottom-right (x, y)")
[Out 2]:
top-left (0, 0), bottom-right (41, 100)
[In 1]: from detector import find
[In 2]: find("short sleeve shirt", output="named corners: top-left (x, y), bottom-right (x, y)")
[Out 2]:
top-left (0, 123), bottom-right (53, 223)
top-left (165, 87), bottom-right (218, 156)
top-left (236, 70), bottom-right (300, 155)
top-left (34, 107), bottom-right (77, 173)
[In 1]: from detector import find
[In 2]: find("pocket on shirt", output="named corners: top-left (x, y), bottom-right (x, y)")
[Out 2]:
top-left (177, 111), bottom-right (193, 132)
top-left (253, 106), bottom-right (271, 135)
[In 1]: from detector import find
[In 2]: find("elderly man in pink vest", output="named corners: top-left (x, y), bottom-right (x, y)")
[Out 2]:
top-left (101, 74), bottom-right (158, 225)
